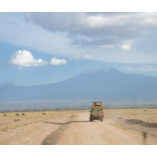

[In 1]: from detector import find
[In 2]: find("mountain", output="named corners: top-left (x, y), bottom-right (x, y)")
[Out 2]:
top-left (1, 68), bottom-right (157, 103)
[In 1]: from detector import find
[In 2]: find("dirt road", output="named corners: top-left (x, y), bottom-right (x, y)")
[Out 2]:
top-left (43, 111), bottom-right (157, 145)
top-left (0, 110), bottom-right (156, 145)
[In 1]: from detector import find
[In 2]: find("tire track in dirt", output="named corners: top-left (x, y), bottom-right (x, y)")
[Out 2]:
top-left (125, 119), bottom-right (157, 128)
top-left (42, 115), bottom-right (76, 145)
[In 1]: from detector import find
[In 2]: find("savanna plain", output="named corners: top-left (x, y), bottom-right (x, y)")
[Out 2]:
top-left (0, 108), bottom-right (156, 145)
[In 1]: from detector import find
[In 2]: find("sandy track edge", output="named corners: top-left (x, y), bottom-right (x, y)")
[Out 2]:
top-left (42, 115), bottom-right (76, 145)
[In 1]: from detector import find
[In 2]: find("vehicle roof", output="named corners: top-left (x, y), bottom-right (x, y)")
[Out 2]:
top-left (93, 101), bottom-right (102, 103)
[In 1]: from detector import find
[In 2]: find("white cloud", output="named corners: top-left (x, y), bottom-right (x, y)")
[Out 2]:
top-left (119, 40), bottom-right (133, 51)
top-left (2, 13), bottom-right (157, 65)
top-left (83, 54), bottom-right (94, 59)
top-left (120, 44), bottom-right (131, 51)
top-left (9, 50), bottom-right (47, 68)
top-left (83, 15), bottom-right (106, 27)
top-left (9, 50), bottom-right (68, 68)
top-left (50, 57), bottom-right (67, 65)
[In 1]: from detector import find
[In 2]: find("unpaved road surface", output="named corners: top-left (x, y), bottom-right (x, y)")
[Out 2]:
top-left (43, 111), bottom-right (157, 145)
top-left (0, 110), bottom-right (156, 145)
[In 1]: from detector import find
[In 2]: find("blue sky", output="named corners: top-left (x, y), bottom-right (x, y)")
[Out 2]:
top-left (1, 12), bottom-right (157, 85)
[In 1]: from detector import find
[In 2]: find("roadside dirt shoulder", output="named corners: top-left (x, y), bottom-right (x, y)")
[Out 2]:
top-left (0, 114), bottom-right (73, 145)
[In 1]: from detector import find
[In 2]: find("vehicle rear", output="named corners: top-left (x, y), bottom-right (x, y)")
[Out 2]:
top-left (90, 101), bottom-right (104, 122)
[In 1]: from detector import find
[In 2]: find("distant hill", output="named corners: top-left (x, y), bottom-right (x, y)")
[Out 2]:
top-left (1, 68), bottom-right (157, 103)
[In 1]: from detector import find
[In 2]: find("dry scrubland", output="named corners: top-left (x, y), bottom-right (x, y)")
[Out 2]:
top-left (0, 110), bottom-right (83, 145)
top-left (0, 108), bottom-right (156, 145)
top-left (0, 110), bottom-right (81, 132)
top-left (104, 108), bottom-right (157, 122)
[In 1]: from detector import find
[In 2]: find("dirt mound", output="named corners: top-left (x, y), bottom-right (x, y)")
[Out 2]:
top-left (125, 119), bottom-right (157, 128)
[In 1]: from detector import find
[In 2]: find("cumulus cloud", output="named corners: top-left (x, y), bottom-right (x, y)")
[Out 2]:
top-left (50, 57), bottom-right (67, 65)
top-left (9, 50), bottom-right (68, 68)
top-left (9, 50), bottom-right (47, 68)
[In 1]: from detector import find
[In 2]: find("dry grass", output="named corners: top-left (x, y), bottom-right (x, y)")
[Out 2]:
top-left (0, 110), bottom-right (82, 132)
top-left (103, 108), bottom-right (157, 138)
top-left (104, 108), bottom-right (157, 123)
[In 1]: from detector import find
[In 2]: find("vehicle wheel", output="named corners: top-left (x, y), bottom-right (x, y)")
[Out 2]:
top-left (89, 117), bottom-right (92, 122)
